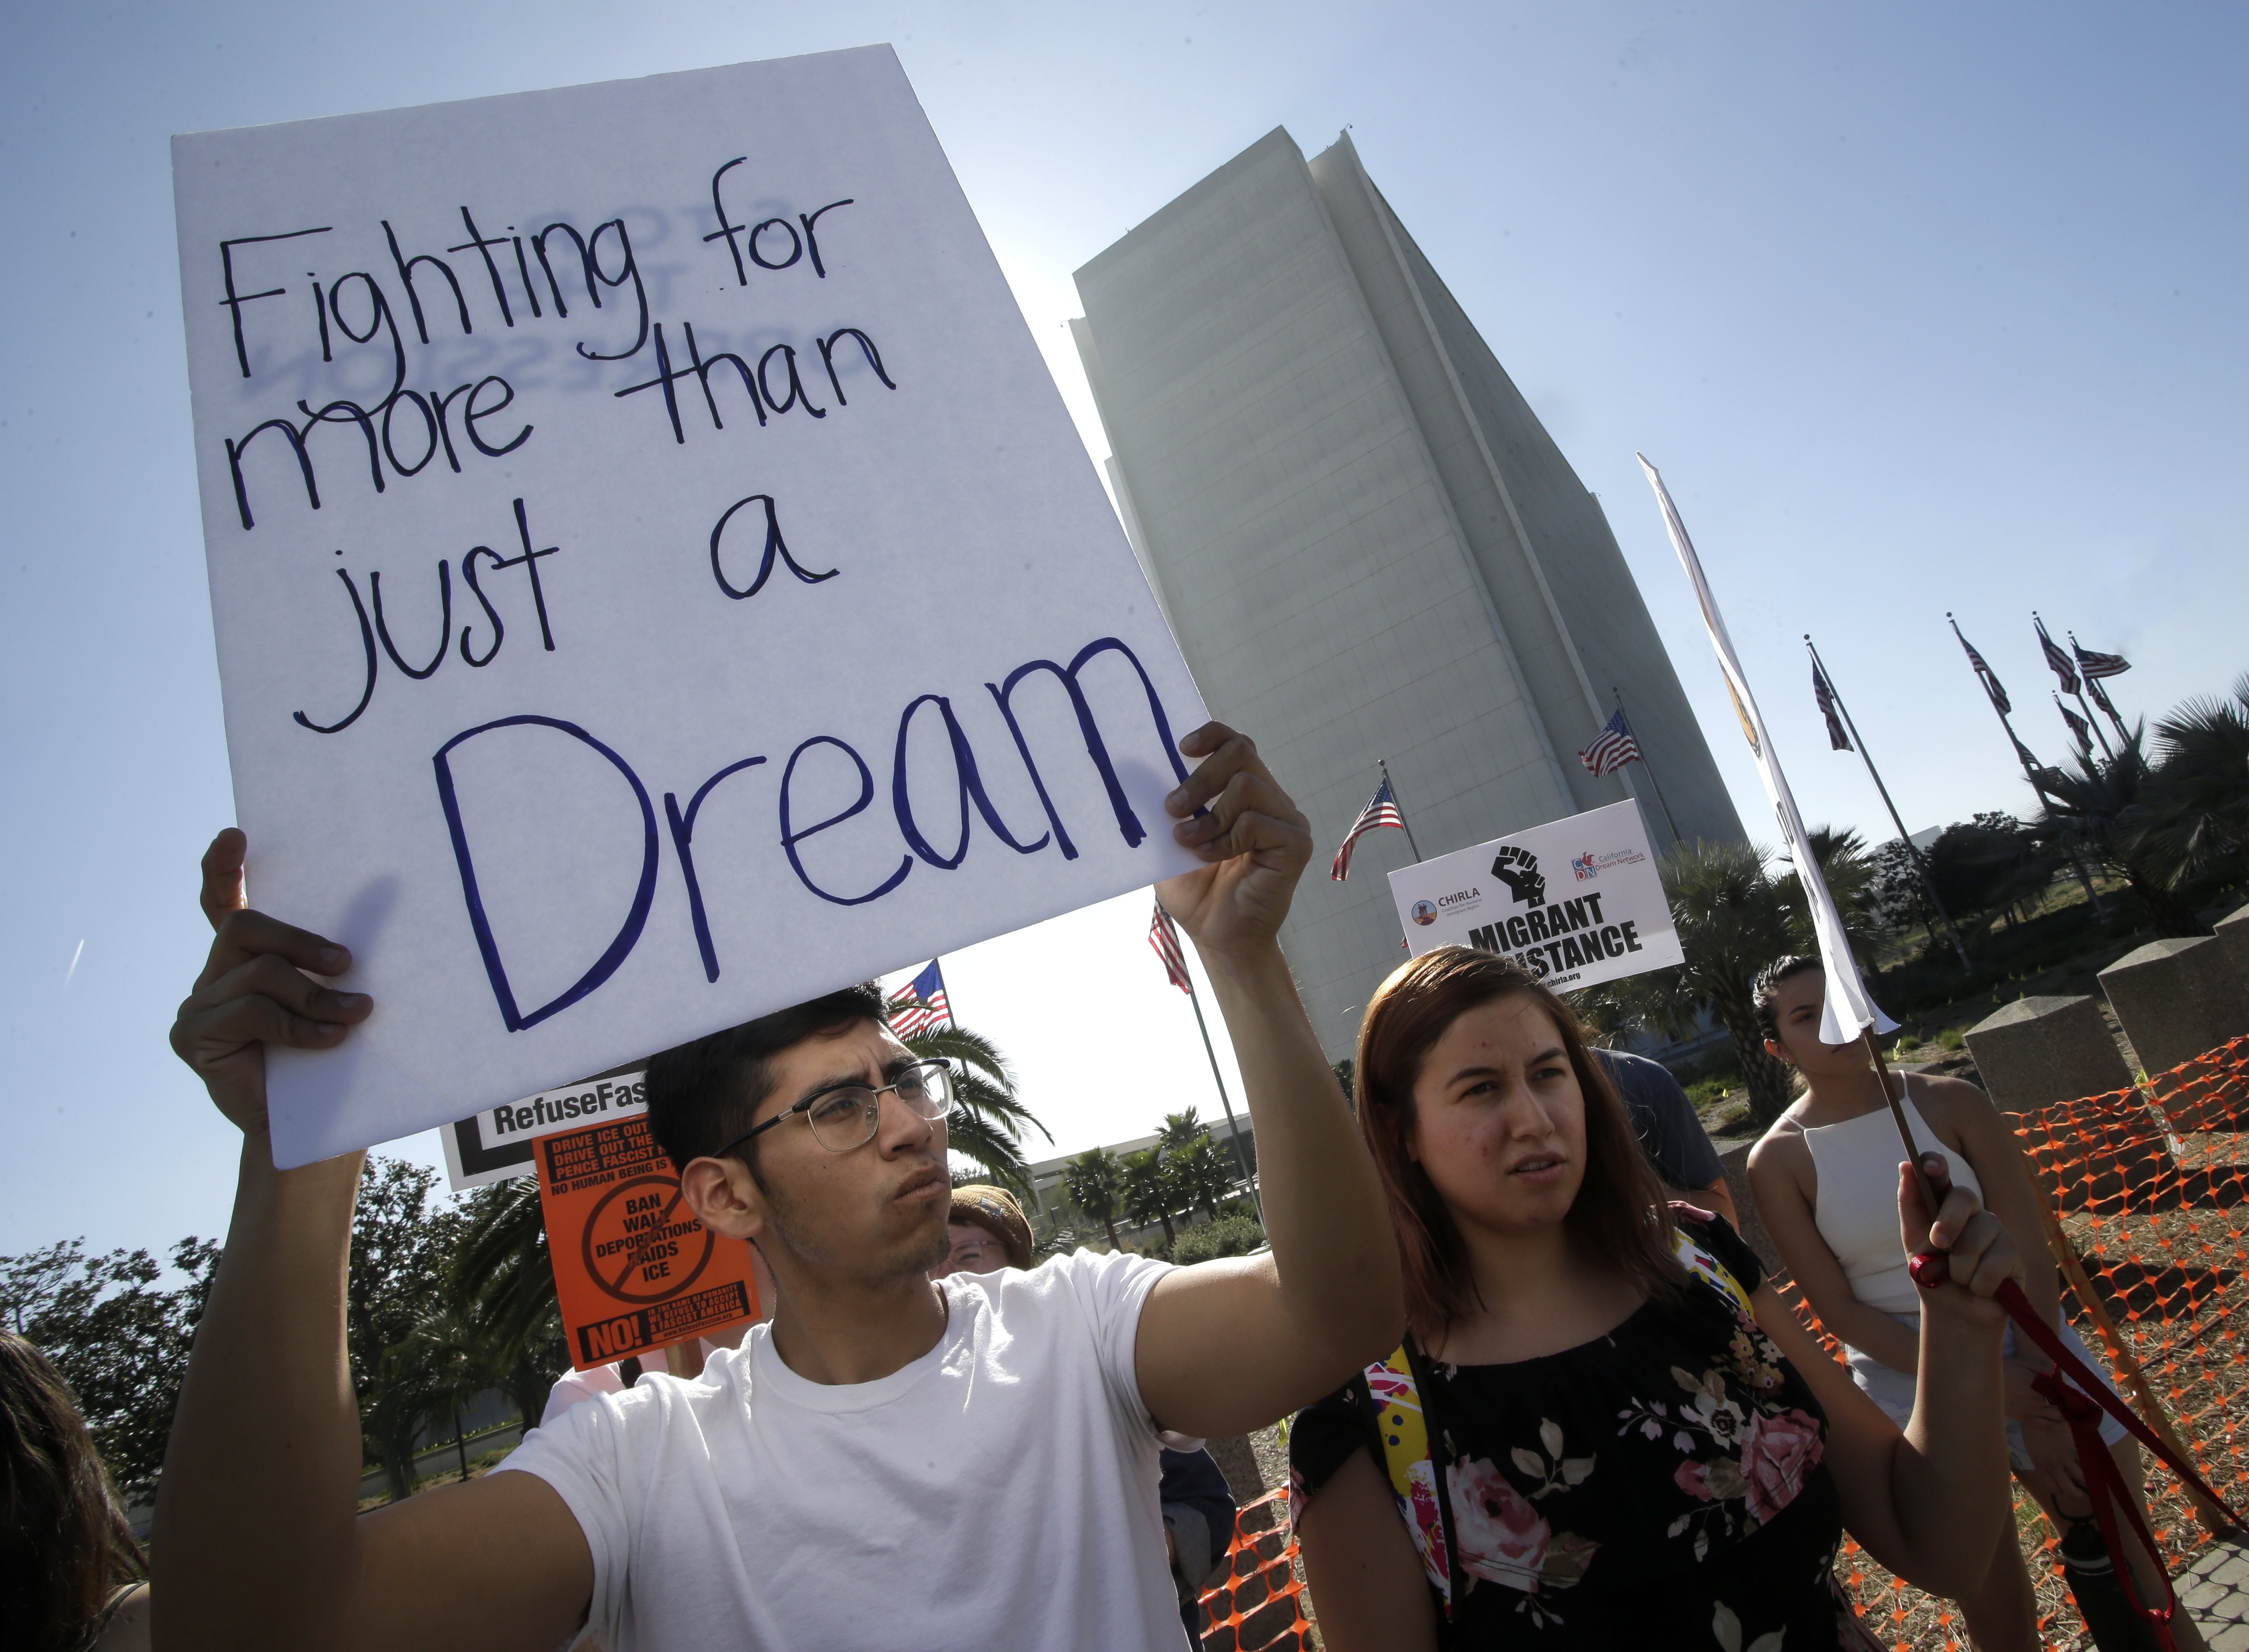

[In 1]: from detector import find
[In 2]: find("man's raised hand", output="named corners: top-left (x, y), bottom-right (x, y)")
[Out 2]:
top-left (168, 828), bottom-right (371, 1140)
top-left (1156, 723), bottom-right (1312, 960)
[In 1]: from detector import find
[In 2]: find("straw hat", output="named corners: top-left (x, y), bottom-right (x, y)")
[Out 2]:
top-left (948, 1185), bottom-right (1034, 1270)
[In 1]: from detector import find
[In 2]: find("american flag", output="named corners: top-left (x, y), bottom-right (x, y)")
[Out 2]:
top-left (2056, 695), bottom-right (2094, 756)
top-left (2035, 616), bottom-right (2079, 695)
top-left (2073, 636), bottom-right (2130, 680)
top-left (1148, 899), bottom-right (1192, 994)
top-left (1329, 776), bottom-right (1407, 881)
top-left (1578, 708), bottom-right (1644, 777)
top-left (1810, 661), bottom-right (1852, 752)
top-left (1949, 618), bottom-right (2011, 716)
top-left (2085, 670), bottom-right (2123, 724)
top-left (886, 960), bottom-right (951, 1036)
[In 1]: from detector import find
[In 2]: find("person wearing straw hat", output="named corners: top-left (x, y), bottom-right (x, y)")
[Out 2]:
top-left (941, 1184), bottom-right (1037, 1275)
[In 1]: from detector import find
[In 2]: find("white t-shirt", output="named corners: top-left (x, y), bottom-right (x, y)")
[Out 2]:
top-left (499, 1248), bottom-right (1185, 1652)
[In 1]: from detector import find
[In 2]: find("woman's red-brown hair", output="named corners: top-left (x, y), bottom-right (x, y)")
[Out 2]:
top-left (1354, 946), bottom-right (1682, 1339)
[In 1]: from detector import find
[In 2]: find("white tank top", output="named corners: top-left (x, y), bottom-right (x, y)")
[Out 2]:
top-left (1801, 1079), bottom-right (1982, 1317)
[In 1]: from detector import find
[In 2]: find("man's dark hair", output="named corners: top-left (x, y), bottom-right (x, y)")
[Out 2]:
top-left (644, 982), bottom-right (888, 1174)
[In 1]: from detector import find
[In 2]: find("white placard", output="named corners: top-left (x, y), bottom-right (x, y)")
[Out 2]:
top-left (439, 1065), bottom-right (646, 1191)
top-left (172, 47), bottom-right (1206, 1166)
top-left (1387, 802), bottom-right (1683, 990)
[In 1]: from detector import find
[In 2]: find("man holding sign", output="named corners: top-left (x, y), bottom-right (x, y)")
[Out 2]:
top-left (156, 722), bottom-right (1403, 1652)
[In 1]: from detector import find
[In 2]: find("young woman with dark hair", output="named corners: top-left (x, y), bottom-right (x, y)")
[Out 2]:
top-left (1289, 946), bottom-right (2026, 1650)
top-left (1747, 955), bottom-right (2205, 1652)
top-left (0, 1332), bottom-right (150, 1652)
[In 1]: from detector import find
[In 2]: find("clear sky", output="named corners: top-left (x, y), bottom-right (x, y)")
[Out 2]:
top-left (4, 1), bottom-right (2245, 1263)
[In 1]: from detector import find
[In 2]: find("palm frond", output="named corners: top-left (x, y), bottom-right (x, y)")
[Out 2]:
top-left (895, 1019), bottom-right (1052, 1145)
top-left (947, 1069), bottom-right (1054, 1143)
top-left (901, 1022), bottom-right (1018, 1094)
top-left (944, 1108), bottom-right (1035, 1196)
top-left (2130, 697), bottom-right (2249, 890)
top-left (448, 1178), bottom-right (557, 1369)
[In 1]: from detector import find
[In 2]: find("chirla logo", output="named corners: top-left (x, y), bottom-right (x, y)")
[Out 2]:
top-left (1410, 899), bottom-right (1439, 926)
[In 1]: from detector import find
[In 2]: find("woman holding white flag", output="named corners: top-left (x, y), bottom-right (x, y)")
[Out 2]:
top-left (1748, 955), bottom-right (2203, 1652)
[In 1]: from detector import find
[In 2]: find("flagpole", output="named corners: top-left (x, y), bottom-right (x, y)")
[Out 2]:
top-left (1612, 688), bottom-right (1681, 847)
top-left (2017, 731), bottom-right (2111, 921)
top-left (1180, 969), bottom-right (1262, 1226)
top-left (2036, 611), bottom-right (2114, 759)
top-left (2073, 685), bottom-right (2116, 761)
top-left (1807, 637), bottom-right (1970, 971)
top-left (1949, 613), bottom-right (2109, 919)
top-left (1376, 759), bottom-right (1425, 862)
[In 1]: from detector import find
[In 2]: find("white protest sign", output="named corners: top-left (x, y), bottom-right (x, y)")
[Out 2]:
top-left (1387, 801), bottom-right (1683, 990)
top-left (439, 1065), bottom-right (646, 1192)
top-left (172, 47), bottom-right (1207, 1166)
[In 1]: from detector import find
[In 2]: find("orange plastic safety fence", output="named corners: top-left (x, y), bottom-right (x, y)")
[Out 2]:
top-left (1196, 1487), bottom-right (1317, 1651)
top-left (1808, 1033), bottom-right (2249, 1651)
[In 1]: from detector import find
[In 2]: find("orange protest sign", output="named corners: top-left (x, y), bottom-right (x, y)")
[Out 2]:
top-left (536, 1111), bottom-right (760, 1371)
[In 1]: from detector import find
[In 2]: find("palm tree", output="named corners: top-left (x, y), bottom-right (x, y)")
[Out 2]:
top-left (1775, 827), bottom-right (1881, 956)
top-left (1061, 1147), bottom-right (1125, 1250)
top-left (1572, 838), bottom-right (1804, 1128)
top-left (448, 1178), bottom-right (568, 1432)
top-left (1121, 1149), bottom-right (1179, 1248)
top-left (2128, 678), bottom-right (2249, 895)
top-left (1173, 1134), bottom-right (1237, 1221)
top-left (2035, 730), bottom-right (2208, 936)
top-left (889, 1015), bottom-right (1051, 1197)
top-left (1157, 1109), bottom-right (1204, 1153)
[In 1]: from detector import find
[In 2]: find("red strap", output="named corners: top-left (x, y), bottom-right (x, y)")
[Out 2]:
top-left (1906, 1258), bottom-right (2247, 1531)
top-left (1910, 1261), bottom-right (2242, 1651)
top-left (1989, 1276), bottom-right (2247, 1531)
top-left (2033, 1363), bottom-right (2176, 1649)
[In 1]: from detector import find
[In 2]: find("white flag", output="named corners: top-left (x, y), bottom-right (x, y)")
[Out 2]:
top-left (1638, 456), bottom-right (1895, 1045)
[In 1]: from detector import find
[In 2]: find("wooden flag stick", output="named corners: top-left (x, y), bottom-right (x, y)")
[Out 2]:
top-left (1860, 1026), bottom-right (1942, 1220)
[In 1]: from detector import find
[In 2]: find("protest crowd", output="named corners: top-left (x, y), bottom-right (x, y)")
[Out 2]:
top-left (6, 687), bottom-right (2244, 1652)
top-left (12, 36), bottom-right (2249, 1652)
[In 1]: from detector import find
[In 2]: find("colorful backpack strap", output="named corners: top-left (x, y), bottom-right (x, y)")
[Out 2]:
top-left (1357, 1229), bottom-right (1747, 1630)
top-left (1670, 1218), bottom-right (1755, 1317)
top-left (1364, 1343), bottom-right (1460, 1620)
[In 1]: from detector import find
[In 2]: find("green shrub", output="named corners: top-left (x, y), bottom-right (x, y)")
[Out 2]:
top-left (1172, 1214), bottom-right (1266, 1266)
top-left (1936, 1026), bottom-right (1966, 1052)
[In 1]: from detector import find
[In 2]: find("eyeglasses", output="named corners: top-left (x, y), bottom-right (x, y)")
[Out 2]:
top-left (717, 1059), bottom-right (954, 1159)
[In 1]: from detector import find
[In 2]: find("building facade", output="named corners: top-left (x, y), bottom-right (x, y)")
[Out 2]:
top-left (1071, 128), bottom-right (1743, 1060)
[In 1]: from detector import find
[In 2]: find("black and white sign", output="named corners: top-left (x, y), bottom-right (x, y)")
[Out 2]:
top-left (1387, 802), bottom-right (1683, 990)
top-left (438, 1064), bottom-right (647, 1191)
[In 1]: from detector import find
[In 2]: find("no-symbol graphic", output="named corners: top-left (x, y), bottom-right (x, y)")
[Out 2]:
top-left (580, 1174), bottom-right (717, 1304)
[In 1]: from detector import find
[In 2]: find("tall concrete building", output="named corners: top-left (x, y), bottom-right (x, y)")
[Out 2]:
top-left (1071, 128), bottom-right (1743, 1059)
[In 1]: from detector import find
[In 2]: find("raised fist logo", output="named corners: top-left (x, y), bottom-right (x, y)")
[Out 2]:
top-left (1490, 846), bottom-right (1547, 907)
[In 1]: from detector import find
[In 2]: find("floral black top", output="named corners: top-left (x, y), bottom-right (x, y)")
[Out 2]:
top-left (1288, 1217), bottom-right (1848, 1650)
